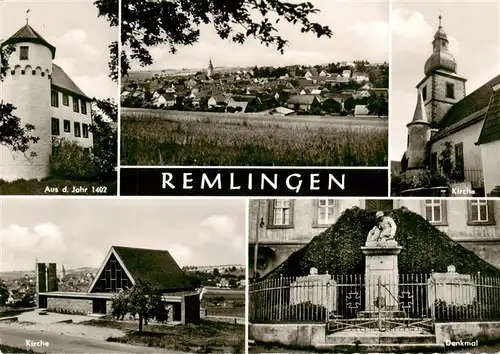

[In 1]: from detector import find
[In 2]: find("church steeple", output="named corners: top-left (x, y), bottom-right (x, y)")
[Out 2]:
top-left (207, 58), bottom-right (214, 77)
top-left (424, 14), bottom-right (457, 75)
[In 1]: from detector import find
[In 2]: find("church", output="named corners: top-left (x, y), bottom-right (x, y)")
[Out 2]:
top-left (0, 21), bottom-right (93, 182)
top-left (401, 15), bottom-right (500, 197)
top-left (36, 246), bottom-right (200, 324)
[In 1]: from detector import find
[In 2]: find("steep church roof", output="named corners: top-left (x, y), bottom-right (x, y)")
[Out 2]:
top-left (112, 246), bottom-right (195, 292)
top-left (407, 91), bottom-right (429, 126)
top-left (439, 74), bottom-right (500, 129)
top-left (2, 24), bottom-right (56, 59)
top-left (477, 82), bottom-right (500, 145)
top-left (51, 64), bottom-right (90, 100)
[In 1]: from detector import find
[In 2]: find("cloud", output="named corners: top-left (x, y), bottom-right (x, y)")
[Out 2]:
top-left (198, 215), bottom-right (244, 252)
top-left (392, 9), bottom-right (459, 55)
top-left (1, 223), bottom-right (66, 271)
top-left (168, 244), bottom-right (193, 266)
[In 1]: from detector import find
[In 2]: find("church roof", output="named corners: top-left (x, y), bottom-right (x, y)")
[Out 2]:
top-left (477, 83), bottom-right (500, 145)
top-left (2, 24), bottom-right (56, 59)
top-left (51, 64), bottom-right (90, 100)
top-left (112, 246), bottom-right (195, 292)
top-left (407, 91), bottom-right (429, 126)
top-left (439, 74), bottom-right (500, 129)
top-left (424, 17), bottom-right (456, 76)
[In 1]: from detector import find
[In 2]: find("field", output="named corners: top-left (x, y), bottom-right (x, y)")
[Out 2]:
top-left (83, 319), bottom-right (244, 353)
top-left (121, 109), bottom-right (388, 166)
top-left (202, 288), bottom-right (245, 318)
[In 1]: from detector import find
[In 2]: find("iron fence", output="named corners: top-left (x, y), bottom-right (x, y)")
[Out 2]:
top-left (249, 273), bottom-right (500, 332)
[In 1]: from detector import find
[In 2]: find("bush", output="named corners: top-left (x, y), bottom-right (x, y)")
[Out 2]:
top-left (272, 301), bottom-right (328, 322)
top-left (51, 138), bottom-right (98, 180)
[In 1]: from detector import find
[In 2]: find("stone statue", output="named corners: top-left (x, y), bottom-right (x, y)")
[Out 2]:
top-left (367, 211), bottom-right (397, 245)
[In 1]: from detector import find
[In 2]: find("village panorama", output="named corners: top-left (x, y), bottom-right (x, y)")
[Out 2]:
top-left (120, 60), bottom-right (389, 167)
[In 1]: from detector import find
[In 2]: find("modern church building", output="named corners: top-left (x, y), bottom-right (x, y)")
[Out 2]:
top-left (401, 16), bottom-right (500, 196)
top-left (36, 246), bottom-right (200, 324)
top-left (0, 21), bottom-right (93, 181)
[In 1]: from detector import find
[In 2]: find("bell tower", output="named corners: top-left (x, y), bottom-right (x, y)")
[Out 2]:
top-left (416, 14), bottom-right (467, 125)
top-left (207, 58), bottom-right (214, 78)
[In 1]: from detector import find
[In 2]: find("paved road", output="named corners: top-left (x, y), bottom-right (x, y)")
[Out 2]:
top-left (0, 326), bottom-right (184, 353)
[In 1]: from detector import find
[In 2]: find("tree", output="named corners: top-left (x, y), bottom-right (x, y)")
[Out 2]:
top-left (110, 280), bottom-right (168, 332)
top-left (322, 98), bottom-right (341, 114)
top-left (94, 0), bottom-right (332, 77)
top-left (213, 268), bottom-right (220, 277)
top-left (0, 279), bottom-right (9, 305)
top-left (0, 43), bottom-right (40, 156)
top-left (439, 141), bottom-right (454, 179)
top-left (366, 93), bottom-right (388, 117)
top-left (90, 98), bottom-right (118, 181)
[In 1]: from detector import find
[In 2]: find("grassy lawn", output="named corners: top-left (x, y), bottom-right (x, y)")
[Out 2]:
top-left (0, 344), bottom-right (34, 353)
top-left (0, 178), bottom-right (117, 195)
top-left (121, 110), bottom-right (388, 166)
top-left (81, 319), bottom-right (245, 353)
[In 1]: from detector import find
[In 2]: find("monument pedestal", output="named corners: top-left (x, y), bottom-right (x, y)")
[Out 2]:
top-left (361, 241), bottom-right (402, 313)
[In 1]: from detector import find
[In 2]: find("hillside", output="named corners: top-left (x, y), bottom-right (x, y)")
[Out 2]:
top-left (268, 207), bottom-right (500, 278)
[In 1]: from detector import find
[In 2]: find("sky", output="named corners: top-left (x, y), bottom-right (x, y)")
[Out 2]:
top-left (390, 1), bottom-right (500, 161)
top-left (0, 199), bottom-right (246, 272)
top-left (0, 0), bottom-right (118, 100)
top-left (129, 0), bottom-right (390, 71)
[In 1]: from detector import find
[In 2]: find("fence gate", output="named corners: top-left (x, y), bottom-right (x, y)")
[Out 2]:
top-left (327, 275), bottom-right (434, 333)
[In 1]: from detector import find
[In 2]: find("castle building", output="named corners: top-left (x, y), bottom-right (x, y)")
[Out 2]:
top-left (402, 15), bottom-right (500, 196)
top-left (249, 199), bottom-right (500, 278)
top-left (0, 22), bottom-right (93, 182)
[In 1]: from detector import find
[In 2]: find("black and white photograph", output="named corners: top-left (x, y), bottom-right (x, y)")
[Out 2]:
top-left (120, 0), bottom-right (389, 167)
top-left (390, 1), bottom-right (500, 197)
top-left (0, 198), bottom-right (246, 354)
top-left (0, 0), bottom-right (118, 195)
top-left (248, 198), bottom-right (500, 352)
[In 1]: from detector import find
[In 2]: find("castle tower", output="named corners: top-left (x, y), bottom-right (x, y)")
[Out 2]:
top-left (406, 91), bottom-right (431, 170)
top-left (0, 19), bottom-right (55, 181)
top-left (207, 58), bottom-right (214, 78)
top-left (415, 14), bottom-right (467, 124)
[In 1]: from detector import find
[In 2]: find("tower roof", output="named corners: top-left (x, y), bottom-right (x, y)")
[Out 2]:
top-left (424, 15), bottom-right (456, 76)
top-left (2, 24), bottom-right (56, 59)
top-left (407, 90), bottom-right (430, 126)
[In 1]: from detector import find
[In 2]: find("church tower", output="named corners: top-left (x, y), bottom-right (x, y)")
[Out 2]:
top-left (415, 14), bottom-right (467, 125)
top-left (0, 15), bottom-right (55, 181)
top-left (406, 91), bottom-right (431, 170)
top-left (207, 58), bottom-right (214, 78)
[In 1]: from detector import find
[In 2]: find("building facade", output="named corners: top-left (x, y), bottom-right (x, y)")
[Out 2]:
top-left (249, 199), bottom-right (500, 277)
top-left (0, 23), bottom-right (93, 181)
top-left (402, 16), bottom-right (500, 196)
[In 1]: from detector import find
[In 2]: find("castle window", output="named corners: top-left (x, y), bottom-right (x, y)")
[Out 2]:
top-left (267, 199), bottom-right (294, 228)
top-left (424, 199), bottom-right (447, 225)
top-left (446, 82), bottom-right (455, 99)
top-left (21, 70), bottom-right (25, 75)
top-left (51, 91), bottom-right (59, 107)
top-left (73, 96), bottom-right (80, 113)
top-left (313, 199), bottom-right (336, 227)
top-left (62, 94), bottom-right (69, 106)
top-left (32, 70), bottom-right (36, 75)
top-left (20, 46), bottom-right (29, 60)
top-left (468, 200), bottom-right (495, 225)
top-left (82, 124), bottom-right (89, 138)
top-left (422, 85), bottom-right (427, 101)
top-left (81, 101), bottom-right (87, 115)
top-left (51, 118), bottom-right (60, 136)
top-left (74, 122), bottom-right (81, 137)
top-left (41, 72), bottom-right (45, 77)
top-left (63, 120), bottom-right (71, 133)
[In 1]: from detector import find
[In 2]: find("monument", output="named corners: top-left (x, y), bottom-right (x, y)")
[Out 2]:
top-left (290, 267), bottom-right (336, 313)
top-left (361, 211), bottom-right (402, 314)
